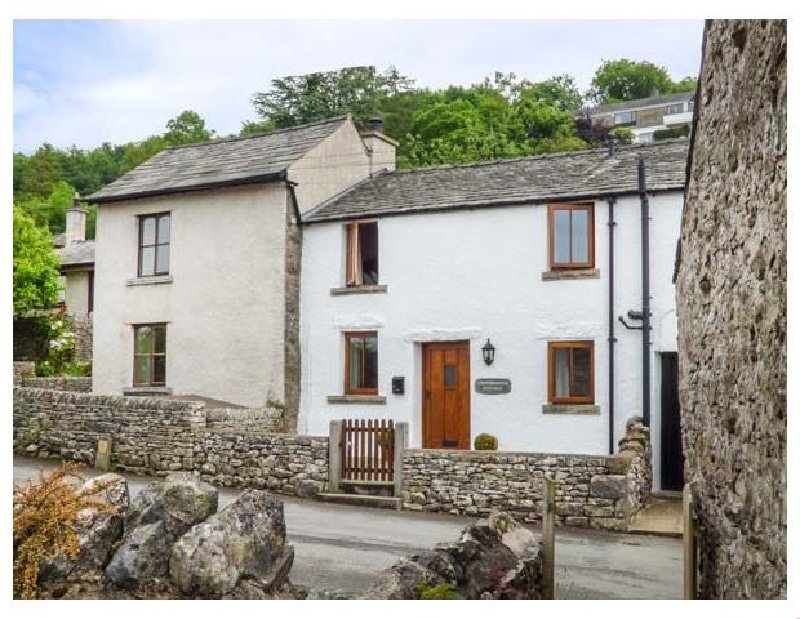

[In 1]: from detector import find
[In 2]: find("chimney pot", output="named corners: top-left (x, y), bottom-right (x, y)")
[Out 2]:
top-left (65, 194), bottom-right (86, 245)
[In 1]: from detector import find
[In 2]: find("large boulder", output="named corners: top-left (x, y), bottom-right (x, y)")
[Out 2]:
top-left (104, 522), bottom-right (170, 589)
top-left (124, 473), bottom-right (218, 544)
top-left (365, 511), bottom-right (543, 600)
top-left (169, 490), bottom-right (293, 598)
top-left (40, 473), bottom-right (129, 582)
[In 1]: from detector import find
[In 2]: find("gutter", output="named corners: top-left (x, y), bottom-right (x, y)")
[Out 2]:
top-left (607, 195), bottom-right (617, 453)
top-left (638, 157), bottom-right (652, 427)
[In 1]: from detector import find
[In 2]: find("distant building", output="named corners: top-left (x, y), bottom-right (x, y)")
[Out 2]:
top-left (578, 92), bottom-right (695, 144)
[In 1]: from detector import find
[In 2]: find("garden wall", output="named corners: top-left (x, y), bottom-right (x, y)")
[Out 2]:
top-left (19, 377), bottom-right (93, 392)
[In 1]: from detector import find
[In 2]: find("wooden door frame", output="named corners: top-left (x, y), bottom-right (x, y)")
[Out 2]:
top-left (421, 340), bottom-right (471, 449)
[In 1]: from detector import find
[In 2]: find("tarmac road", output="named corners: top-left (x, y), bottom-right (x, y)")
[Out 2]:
top-left (13, 456), bottom-right (682, 599)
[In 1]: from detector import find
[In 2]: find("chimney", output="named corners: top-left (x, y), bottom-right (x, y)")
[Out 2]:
top-left (361, 116), bottom-right (397, 176)
top-left (65, 192), bottom-right (86, 245)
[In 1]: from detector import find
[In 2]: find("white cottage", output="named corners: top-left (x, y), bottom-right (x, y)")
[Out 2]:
top-left (299, 139), bottom-right (689, 492)
top-left (86, 116), bottom-right (396, 430)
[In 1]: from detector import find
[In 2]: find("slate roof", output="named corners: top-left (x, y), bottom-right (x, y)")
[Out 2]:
top-left (303, 139), bottom-right (690, 223)
top-left (56, 240), bottom-right (95, 269)
top-left (87, 116), bottom-right (349, 203)
top-left (583, 92), bottom-right (694, 117)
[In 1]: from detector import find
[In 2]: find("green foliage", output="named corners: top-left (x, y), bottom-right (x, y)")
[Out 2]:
top-left (164, 110), bottom-right (215, 147)
top-left (13, 207), bottom-right (60, 317)
top-left (589, 58), bottom-right (697, 104)
top-left (654, 124), bottom-right (691, 141)
top-left (413, 582), bottom-right (461, 600)
top-left (474, 433), bottom-right (498, 450)
top-left (611, 126), bottom-right (635, 143)
top-left (63, 360), bottom-right (92, 377)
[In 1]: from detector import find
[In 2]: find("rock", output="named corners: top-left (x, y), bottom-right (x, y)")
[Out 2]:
top-left (169, 490), bottom-right (291, 598)
top-left (125, 473), bottom-right (218, 544)
top-left (366, 510), bottom-right (543, 600)
top-left (104, 522), bottom-right (170, 588)
top-left (40, 473), bottom-right (129, 582)
top-left (26, 444), bottom-right (37, 453)
top-left (590, 475), bottom-right (627, 500)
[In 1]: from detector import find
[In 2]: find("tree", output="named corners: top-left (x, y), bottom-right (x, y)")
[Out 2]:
top-left (13, 206), bottom-right (60, 317)
top-left (589, 59), bottom-right (675, 104)
top-left (251, 65), bottom-right (414, 130)
top-left (516, 75), bottom-right (584, 112)
top-left (163, 110), bottom-right (214, 147)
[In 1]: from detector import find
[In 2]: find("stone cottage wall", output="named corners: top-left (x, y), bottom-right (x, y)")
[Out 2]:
top-left (13, 387), bottom-right (328, 499)
top-left (65, 313), bottom-right (93, 363)
top-left (675, 20), bottom-right (786, 598)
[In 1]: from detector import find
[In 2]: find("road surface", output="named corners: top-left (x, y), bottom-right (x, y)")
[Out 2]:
top-left (13, 457), bottom-right (682, 599)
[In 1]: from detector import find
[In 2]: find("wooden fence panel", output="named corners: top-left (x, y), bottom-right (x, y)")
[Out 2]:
top-left (340, 419), bottom-right (395, 482)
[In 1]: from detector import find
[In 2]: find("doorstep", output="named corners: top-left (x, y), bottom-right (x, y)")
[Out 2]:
top-left (627, 497), bottom-right (683, 538)
top-left (318, 493), bottom-right (402, 512)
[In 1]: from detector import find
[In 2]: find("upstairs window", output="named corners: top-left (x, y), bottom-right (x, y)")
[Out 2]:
top-left (666, 103), bottom-right (685, 115)
top-left (344, 331), bottom-right (378, 395)
top-left (614, 110), bottom-right (636, 126)
top-left (138, 213), bottom-right (170, 277)
top-left (548, 203), bottom-right (595, 270)
top-left (346, 221), bottom-right (378, 286)
top-left (133, 324), bottom-right (166, 387)
top-left (548, 340), bottom-right (594, 404)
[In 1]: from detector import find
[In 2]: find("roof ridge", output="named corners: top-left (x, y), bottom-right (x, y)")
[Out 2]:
top-left (385, 138), bottom-right (689, 177)
top-left (165, 115), bottom-right (350, 152)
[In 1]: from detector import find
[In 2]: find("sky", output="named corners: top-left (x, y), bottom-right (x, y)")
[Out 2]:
top-left (12, 19), bottom-right (705, 154)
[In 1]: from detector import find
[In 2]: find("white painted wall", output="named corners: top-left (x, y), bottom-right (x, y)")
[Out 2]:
top-left (64, 270), bottom-right (91, 317)
top-left (300, 193), bottom-right (683, 474)
top-left (288, 119), bottom-right (373, 215)
top-left (93, 184), bottom-right (288, 407)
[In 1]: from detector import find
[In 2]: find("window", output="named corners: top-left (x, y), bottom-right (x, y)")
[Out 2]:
top-left (138, 213), bottom-right (170, 277)
top-left (638, 132), bottom-right (654, 144)
top-left (548, 341), bottom-right (594, 404)
top-left (548, 203), bottom-right (594, 269)
top-left (344, 331), bottom-right (378, 395)
top-left (346, 221), bottom-right (378, 286)
top-left (614, 110), bottom-right (636, 126)
top-left (57, 275), bottom-right (67, 304)
top-left (133, 324), bottom-right (166, 387)
top-left (666, 103), bottom-right (685, 115)
top-left (687, 100), bottom-right (694, 112)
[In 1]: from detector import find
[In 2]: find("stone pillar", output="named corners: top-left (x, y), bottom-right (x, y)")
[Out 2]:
top-left (328, 420), bottom-right (342, 493)
top-left (393, 422), bottom-right (408, 502)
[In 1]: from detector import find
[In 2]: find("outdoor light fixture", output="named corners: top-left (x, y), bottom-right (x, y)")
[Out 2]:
top-left (482, 339), bottom-right (495, 366)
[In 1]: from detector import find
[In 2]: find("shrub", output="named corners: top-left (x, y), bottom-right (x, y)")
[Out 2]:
top-left (63, 360), bottom-right (92, 377)
top-left (413, 582), bottom-right (461, 600)
top-left (474, 433), bottom-right (498, 450)
top-left (13, 462), bottom-right (118, 599)
top-left (611, 126), bottom-right (634, 144)
top-left (654, 124), bottom-right (690, 141)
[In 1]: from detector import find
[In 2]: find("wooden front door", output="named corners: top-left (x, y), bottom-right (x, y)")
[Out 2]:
top-left (422, 341), bottom-right (470, 449)
top-left (660, 352), bottom-right (685, 491)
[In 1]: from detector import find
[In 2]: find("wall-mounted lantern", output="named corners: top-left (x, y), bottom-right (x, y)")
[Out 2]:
top-left (482, 339), bottom-right (495, 366)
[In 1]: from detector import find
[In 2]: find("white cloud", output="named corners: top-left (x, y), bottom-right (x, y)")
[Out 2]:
top-left (13, 19), bottom-right (704, 152)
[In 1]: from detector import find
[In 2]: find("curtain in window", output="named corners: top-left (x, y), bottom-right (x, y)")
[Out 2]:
top-left (346, 223), bottom-right (362, 286)
top-left (554, 348), bottom-right (570, 397)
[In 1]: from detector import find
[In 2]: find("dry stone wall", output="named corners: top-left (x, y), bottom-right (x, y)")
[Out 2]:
top-left (402, 421), bottom-right (651, 531)
top-left (205, 407), bottom-right (284, 434)
top-left (13, 387), bottom-right (328, 500)
top-left (20, 377), bottom-right (93, 392)
top-left (13, 361), bottom-right (36, 382)
top-left (676, 20), bottom-right (786, 598)
top-left (65, 313), bottom-right (93, 363)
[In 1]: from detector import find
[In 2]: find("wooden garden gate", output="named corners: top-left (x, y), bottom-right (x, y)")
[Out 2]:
top-left (340, 418), bottom-right (395, 482)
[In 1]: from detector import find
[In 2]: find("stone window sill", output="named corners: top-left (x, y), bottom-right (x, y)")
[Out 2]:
top-left (124, 387), bottom-right (173, 396)
top-left (327, 395), bottom-right (387, 405)
top-left (541, 269), bottom-right (599, 281)
top-left (126, 275), bottom-right (174, 287)
top-left (330, 285), bottom-right (388, 296)
top-left (542, 403), bottom-right (600, 415)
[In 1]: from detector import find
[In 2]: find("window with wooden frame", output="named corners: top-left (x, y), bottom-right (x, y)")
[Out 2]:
top-left (345, 221), bottom-right (379, 286)
top-left (548, 203), bottom-right (594, 270)
top-left (547, 340), bottom-right (594, 404)
top-left (344, 331), bottom-right (378, 395)
top-left (138, 213), bottom-right (170, 277)
top-left (133, 324), bottom-right (166, 387)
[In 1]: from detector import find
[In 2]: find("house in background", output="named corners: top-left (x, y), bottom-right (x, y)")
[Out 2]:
top-left (299, 139), bottom-right (689, 491)
top-left (86, 115), bottom-right (396, 431)
top-left (579, 92), bottom-right (695, 144)
top-left (53, 196), bottom-right (95, 362)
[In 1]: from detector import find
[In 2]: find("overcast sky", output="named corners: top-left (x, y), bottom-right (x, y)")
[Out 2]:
top-left (13, 19), bottom-right (704, 153)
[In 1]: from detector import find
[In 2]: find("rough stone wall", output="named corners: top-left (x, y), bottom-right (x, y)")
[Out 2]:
top-left (402, 419), bottom-right (650, 532)
top-left (618, 417), bottom-right (652, 514)
top-left (13, 316), bottom-right (50, 361)
top-left (283, 192), bottom-right (302, 433)
top-left (13, 361), bottom-right (36, 383)
top-left (205, 407), bottom-right (284, 434)
top-left (13, 387), bottom-right (328, 499)
top-left (20, 377), bottom-right (92, 392)
top-left (676, 20), bottom-right (786, 599)
top-left (64, 313), bottom-right (93, 363)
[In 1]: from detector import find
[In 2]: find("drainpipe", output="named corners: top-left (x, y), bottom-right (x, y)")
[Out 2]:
top-left (638, 157), bottom-right (652, 427)
top-left (607, 195), bottom-right (617, 453)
